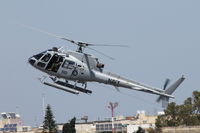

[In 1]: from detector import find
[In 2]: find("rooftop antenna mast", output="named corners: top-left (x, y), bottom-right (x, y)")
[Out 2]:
top-left (15, 106), bottom-right (19, 114)
top-left (42, 93), bottom-right (45, 118)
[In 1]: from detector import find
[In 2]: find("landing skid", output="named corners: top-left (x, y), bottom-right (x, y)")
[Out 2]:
top-left (38, 76), bottom-right (92, 94)
top-left (56, 81), bottom-right (92, 94)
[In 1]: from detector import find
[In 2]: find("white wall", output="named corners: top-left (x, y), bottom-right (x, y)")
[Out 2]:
top-left (127, 124), bottom-right (155, 133)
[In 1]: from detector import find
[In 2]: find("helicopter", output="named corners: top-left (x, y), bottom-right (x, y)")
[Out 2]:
top-left (27, 27), bottom-right (185, 107)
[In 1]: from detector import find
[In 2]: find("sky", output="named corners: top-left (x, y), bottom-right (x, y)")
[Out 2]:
top-left (0, 0), bottom-right (200, 126)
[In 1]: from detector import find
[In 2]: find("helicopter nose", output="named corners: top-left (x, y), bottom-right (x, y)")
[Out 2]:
top-left (28, 57), bottom-right (36, 65)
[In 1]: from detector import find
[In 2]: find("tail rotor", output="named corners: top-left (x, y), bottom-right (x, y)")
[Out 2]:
top-left (157, 76), bottom-right (185, 108)
top-left (156, 79), bottom-right (170, 107)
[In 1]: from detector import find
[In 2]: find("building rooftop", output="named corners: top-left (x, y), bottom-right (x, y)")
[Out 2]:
top-left (0, 112), bottom-right (20, 120)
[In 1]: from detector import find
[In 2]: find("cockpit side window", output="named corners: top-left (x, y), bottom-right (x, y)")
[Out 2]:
top-left (62, 60), bottom-right (75, 69)
top-left (41, 53), bottom-right (51, 62)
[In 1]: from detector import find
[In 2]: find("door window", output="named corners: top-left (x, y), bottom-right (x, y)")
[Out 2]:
top-left (46, 54), bottom-right (64, 72)
top-left (62, 60), bottom-right (75, 69)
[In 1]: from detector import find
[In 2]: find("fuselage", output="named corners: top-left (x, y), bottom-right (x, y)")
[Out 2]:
top-left (28, 48), bottom-right (176, 98)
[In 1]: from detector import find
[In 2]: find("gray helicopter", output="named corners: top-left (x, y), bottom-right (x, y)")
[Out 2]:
top-left (28, 28), bottom-right (185, 107)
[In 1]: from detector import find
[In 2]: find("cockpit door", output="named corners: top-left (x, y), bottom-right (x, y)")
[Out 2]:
top-left (46, 54), bottom-right (64, 73)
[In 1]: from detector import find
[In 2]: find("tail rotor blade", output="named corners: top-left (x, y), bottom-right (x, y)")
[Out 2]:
top-left (156, 96), bottom-right (161, 103)
top-left (163, 78), bottom-right (170, 90)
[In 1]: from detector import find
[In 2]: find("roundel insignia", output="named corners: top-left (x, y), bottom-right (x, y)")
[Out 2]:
top-left (72, 70), bottom-right (78, 76)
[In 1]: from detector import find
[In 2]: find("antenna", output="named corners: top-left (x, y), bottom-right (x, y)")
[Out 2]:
top-left (35, 116), bottom-right (38, 127)
top-left (42, 93), bottom-right (45, 117)
top-left (15, 106), bottom-right (19, 114)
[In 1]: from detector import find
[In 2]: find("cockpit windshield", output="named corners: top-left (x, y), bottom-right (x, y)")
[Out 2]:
top-left (33, 51), bottom-right (46, 60)
top-left (41, 53), bottom-right (51, 62)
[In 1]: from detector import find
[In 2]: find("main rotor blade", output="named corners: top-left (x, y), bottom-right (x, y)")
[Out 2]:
top-left (21, 24), bottom-right (79, 45)
top-left (87, 47), bottom-right (114, 60)
top-left (87, 44), bottom-right (130, 48)
top-left (22, 25), bottom-right (129, 56)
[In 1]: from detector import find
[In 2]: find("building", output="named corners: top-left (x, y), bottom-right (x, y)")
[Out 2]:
top-left (57, 110), bottom-right (157, 133)
top-left (95, 111), bottom-right (157, 133)
top-left (0, 112), bottom-right (22, 132)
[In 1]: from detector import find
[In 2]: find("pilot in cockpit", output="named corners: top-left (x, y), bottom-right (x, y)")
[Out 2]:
top-left (49, 55), bottom-right (63, 72)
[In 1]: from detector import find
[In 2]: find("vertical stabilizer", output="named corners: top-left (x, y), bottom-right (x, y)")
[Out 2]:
top-left (165, 75), bottom-right (185, 95)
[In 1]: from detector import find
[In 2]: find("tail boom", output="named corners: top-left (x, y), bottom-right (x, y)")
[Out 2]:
top-left (93, 71), bottom-right (185, 99)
